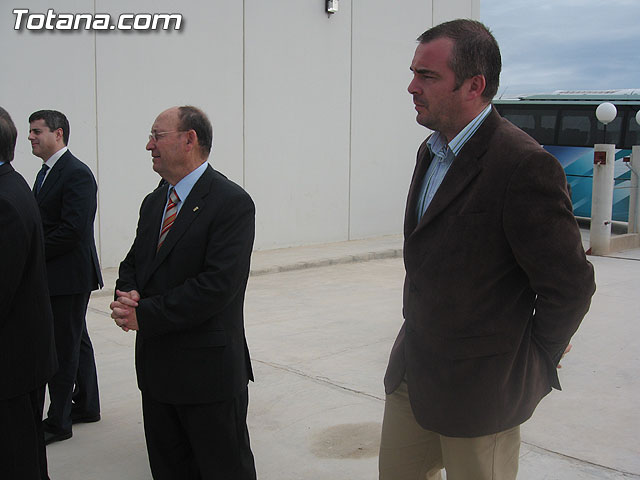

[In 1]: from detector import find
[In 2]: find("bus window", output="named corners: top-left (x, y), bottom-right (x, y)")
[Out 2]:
top-left (625, 112), bottom-right (640, 147)
top-left (500, 108), bottom-right (556, 144)
top-left (558, 110), bottom-right (593, 146)
top-left (595, 115), bottom-right (623, 145)
top-left (532, 110), bottom-right (556, 145)
top-left (558, 109), bottom-right (623, 147)
top-left (503, 111), bottom-right (534, 134)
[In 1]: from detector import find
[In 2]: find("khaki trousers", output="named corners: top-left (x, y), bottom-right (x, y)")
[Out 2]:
top-left (379, 381), bottom-right (520, 480)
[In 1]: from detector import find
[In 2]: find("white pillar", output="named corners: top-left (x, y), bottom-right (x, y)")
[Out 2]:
top-left (629, 145), bottom-right (640, 234)
top-left (590, 144), bottom-right (616, 255)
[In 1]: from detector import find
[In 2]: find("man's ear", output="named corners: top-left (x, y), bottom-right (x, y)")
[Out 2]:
top-left (466, 74), bottom-right (487, 100)
top-left (184, 129), bottom-right (198, 152)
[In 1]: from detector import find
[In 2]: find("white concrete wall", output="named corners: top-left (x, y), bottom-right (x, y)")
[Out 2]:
top-left (1, 0), bottom-right (477, 268)
top-left (433, 0), bottom-right (480, 25)
top-left (349, 0), bottom-right (432, 239)
top-left (244, 1), bottom-right (353, 249)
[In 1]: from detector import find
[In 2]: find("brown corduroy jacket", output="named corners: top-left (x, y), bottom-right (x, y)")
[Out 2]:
top-left (384, 107), bottom-right (596, 437)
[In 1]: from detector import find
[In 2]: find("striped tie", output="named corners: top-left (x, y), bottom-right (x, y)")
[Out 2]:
top-left (158, 188), bottom-right (179, 251)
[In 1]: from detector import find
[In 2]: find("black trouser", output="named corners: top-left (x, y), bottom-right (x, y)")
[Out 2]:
top-left (72, 318), bottom-right (101, 415)
top-left (0, 386), bottom-right (49, 479)
top-left (142, 388), bottom-right (257, 480)
top-left (45, 292), bottom-right (100, 433)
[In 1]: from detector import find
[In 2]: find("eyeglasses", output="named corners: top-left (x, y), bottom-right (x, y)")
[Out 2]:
top-left (148, 130), bottom-right (188, 142)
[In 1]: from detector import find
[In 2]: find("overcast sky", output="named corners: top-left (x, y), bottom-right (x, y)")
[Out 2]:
top-left (480, 0), bottom-right (640, 97)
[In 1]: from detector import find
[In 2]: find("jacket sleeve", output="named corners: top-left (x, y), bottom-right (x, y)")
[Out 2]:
top-left (44, 166), bottom-right (98, 260)
top-left (503, 148), bottom-right (596, 367)
top-left (114, 195), bottom-right (150, 298)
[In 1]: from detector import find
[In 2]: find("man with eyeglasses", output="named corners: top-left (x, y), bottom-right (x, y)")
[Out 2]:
top-left (28, 109), bottom-right (103, 446)
top-left (110, 106), bottom-right (257, 479)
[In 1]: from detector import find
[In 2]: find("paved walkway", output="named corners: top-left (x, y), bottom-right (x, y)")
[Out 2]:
top-left (47, 233), bottom-right (640, 479)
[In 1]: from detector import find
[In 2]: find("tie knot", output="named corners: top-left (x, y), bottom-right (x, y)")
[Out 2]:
top-left (40, 164), bottom-right (49, 172)
top-left (169, 188), bottom-right (180, 204)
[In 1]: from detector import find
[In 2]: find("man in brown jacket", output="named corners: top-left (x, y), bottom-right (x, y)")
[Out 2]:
top-left (379, 20), bottom-right (595, 479)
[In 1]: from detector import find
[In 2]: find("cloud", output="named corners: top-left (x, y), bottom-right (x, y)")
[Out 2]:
top-left (482, 0), bottom-right (640, 94)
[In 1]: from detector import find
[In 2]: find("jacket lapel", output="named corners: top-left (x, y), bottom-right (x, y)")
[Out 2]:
top-left (136, 185), bottom-right (168, 288)
top-left (404, 139), bottom-right (433, 237)
top-left (408, 107), bottom-right (499, 237)
top-left (35, 151), bottom-right (69, 203)
top-left (413, 149), bottom-right (483, 232)
top-left (140, 167), bottom-right (213, 285)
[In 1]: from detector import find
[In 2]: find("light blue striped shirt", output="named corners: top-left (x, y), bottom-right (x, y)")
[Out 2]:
top-left (416, 104), bottom-right (492, 220)
top-left (168, 160), bottom-right (209, 215)
top-left (159, 161), bottom-right (209, 238)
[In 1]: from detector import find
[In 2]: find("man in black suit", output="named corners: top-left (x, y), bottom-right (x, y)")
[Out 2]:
top-left (110, 105), bottom-right (257, 479)
top-left (28, 110), bottom-right (103, 444)
top-left (0, 106), bottom-right (57, 479)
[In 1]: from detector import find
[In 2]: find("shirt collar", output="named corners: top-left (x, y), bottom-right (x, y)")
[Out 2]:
top-left (43, 146), bottom-right (68, 169)
top-left (170, 161), bottom-right (208, 203)
top-left (427, 104), bottom-right (492, 158)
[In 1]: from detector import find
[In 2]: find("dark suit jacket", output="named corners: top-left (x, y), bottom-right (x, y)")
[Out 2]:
top-left (35, 150), bottom-right (103, 296)
top-left (116, 165), bottom-right (255, 404)
top-left (0, 163), bottom-right (57, 400)
top-left (384, 107), bottom-right (596, 437)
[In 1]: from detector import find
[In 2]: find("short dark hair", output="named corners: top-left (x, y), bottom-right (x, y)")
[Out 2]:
top-left (417, 19), bottom-right (501, 101)
top-left (177, 106), bottom-right (213, 156)
top-left (0, 106), bottom-right (18, 163)
top-left (28, 109), bottom-right (70, 145)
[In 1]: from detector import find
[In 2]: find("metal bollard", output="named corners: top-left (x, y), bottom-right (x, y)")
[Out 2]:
top-left (590, 144), bottom-right (615, 255)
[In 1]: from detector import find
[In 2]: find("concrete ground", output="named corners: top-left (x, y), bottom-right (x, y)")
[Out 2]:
top-left (46, 233), bottom-right (640, 479)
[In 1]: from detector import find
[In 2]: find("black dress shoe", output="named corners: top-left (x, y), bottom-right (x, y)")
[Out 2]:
top-left (71, 411), bottom-right (101, 424)
top-left (44, 430), bottom-right (72, 445)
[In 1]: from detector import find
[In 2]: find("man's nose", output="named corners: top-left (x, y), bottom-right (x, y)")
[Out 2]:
top-left (408, 77), bottom-right (420, 95)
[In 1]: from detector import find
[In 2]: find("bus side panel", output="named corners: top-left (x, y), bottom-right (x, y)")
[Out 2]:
top-left (543, 145), bottom-right (631, 222)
